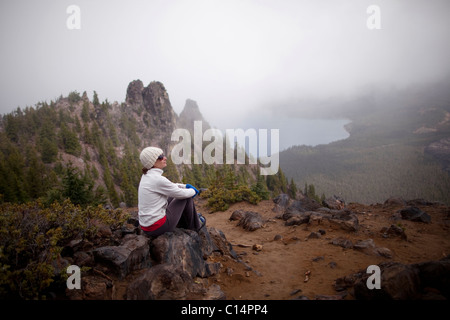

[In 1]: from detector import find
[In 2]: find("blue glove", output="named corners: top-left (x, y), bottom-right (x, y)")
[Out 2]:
top-left (185, 184), bottom-right (199, 197)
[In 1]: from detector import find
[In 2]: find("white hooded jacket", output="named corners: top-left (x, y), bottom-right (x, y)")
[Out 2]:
top-left (138, 168), bottom-right (196, 227)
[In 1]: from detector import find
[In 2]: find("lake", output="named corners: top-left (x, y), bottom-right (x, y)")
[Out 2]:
top-left (216, 117), bottom-right (351, 158)
top-left (274, 117), bottom-right (351, 151)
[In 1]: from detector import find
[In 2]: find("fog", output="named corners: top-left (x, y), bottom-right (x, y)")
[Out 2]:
top-left (1, 0), bottom-right (450, 135)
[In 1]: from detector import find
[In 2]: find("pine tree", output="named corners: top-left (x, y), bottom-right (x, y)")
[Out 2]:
top-left (266, 174), bottom-right (280, 194)
top-left (74, 115), bottom-right (82, 133)
top-left (81, 101), bottom-right (90, 122)
top-left (288, 178), bottom-right (297, 199)
top-left (93, 91), bottom-right (100, 106)
top-left (91, 165), bottom-right (99, 180)
top-left (5, 144), bottom-right (28, 202)
top-left (39, 118), bottom-right (58, 163)
top-left (320, 193), bottom-right (326, 204)
top-left (191, 164), bottom-right (205, 187)
top-left (83, 146), bottom-right (91, 161)
top-left (252, 175), bottom-right (270, 200)
top-left (306, 183), bottom-right (321, 203)
top-left (68, 91), bottom-right (81, 103)
top-left (61, 162), bottom-right (95, 207)
top-left (40, 138), bottom-right (58, 163)
top-left (277, 168), bottom-right (288, 193)
top-left (4, 113), bottom-right (20, 143)
top-left (120, 169), bottom-right (138, 207)
top-left (163, 157), bottom-right (181, 183)
top-left (103, 166), bottom-right (120, 208)
top-left (82, 123), bottom-right (93, 144)
top-left (25, 147), bottom-right (46, 199)
top-left (60, 124), bottom-right (81, 156)
top-left (181, 165), bottom-right (195, 184)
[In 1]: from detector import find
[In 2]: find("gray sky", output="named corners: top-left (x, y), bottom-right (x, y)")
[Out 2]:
top-left (1, 0), bottom-right (450, 134)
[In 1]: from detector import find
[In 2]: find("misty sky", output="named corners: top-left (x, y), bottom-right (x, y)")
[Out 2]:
top-left (1, 0), bottom-right (450, 145)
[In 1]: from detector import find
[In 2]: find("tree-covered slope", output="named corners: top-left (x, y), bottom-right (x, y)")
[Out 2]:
top-left (280, 85), bottom-right (450, 204)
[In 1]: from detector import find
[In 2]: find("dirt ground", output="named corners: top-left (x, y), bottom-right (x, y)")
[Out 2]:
top-left (195, 198), bottom-right (450, 300)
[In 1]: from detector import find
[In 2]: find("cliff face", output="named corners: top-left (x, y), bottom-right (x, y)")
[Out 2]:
top-left (177, 99), bottom-right (211, 133)
top-left (125, 79), bottom-right (144, 107)
top-left (126, 80), bottom-right (178, 149)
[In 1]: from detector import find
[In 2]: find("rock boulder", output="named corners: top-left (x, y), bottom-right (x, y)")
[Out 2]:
top-left (398, 207), bottom-right (431, 223)
top-left (335, 255), bottom-right (450, 299)
top-left (93, 234), bottom-right (151, 279)
top-left (151, 228), bottom-right (221, 278)
top-left (236, 211), bottom-right (264, 231)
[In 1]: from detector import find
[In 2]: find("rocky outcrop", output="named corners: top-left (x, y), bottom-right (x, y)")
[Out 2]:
top-left (323, 195), bottom-right (346, 210)
top-left (231, 210), bottom-right (264, 231)
top-left (272, 193), bottom-right (291, 214)
top-left (274, 194), bottom-right (360, 232)
top-left (151, 228), bottom-right (221, 278)
top-left (282, 210), bottom-right (359, 231)
top-left (334, 255), bottom-right (450, 300)
top-left (126, 80), bottom-right (177, 127)
top-left (177, 99), bottom-right (211, 132)
top-left (330, 237), bottom-right (354, 249)
top-left (397, 206), bottom-right (432, 223)
top-left (125, 79), bottom-right (145, 107)
top-left (329, 237), bottom-right (392, 258)
top-left (207, 228), bottom-right (238, 259)
top-left (93, 234), bottom-right (151, 279)
top-left (383, 197), bottom-right (407, 207)
top-left (142, 81), bottom-right (178, 129)
top-left (65, 226), bottom-right (236, 300)
top-left (125, 79), bottom-right (178, 147)
top-left (327, 210), bottom-right (360, 232)
top-left (273, 193), bottom-right (323, 218)
top-left (126, 263), bottom-right (194, 300)
top-left (284, 211), bottom-right (311, 226)
top-left (353, 239), bottom-right (393, 258)
top-left (381, 224), bottom-right (407, 240)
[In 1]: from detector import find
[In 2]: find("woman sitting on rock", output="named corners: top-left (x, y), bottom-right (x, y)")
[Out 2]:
top-left (138, 146), bottom-right (206, 237)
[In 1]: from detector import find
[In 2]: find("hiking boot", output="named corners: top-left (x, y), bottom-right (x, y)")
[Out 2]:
top-left (198, 213), bottom-right (206, 230)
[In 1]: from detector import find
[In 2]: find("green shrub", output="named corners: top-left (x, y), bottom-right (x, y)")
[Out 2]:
top-left (0, 200), bottom-right (129, 299)
top-left (201, 167), bottom-right (261, 212)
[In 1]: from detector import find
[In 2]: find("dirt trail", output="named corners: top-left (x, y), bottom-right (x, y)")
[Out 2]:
top-left (196, 198), bottom-right (450, 300)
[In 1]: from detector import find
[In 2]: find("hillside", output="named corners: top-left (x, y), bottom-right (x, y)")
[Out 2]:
top-left (0, 81), bottom-right (206, 206)
top-left (280, 84), bottom-right (450, 205)
top-left (0, 80), bottom-right (291, 209)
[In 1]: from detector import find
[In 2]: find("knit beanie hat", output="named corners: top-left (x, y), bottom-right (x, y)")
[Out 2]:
top-left (140, 147), bottom-right (164, 169)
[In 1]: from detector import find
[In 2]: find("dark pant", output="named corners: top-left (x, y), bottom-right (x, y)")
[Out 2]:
top-left (143, 197), bottom-right (201, 237)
